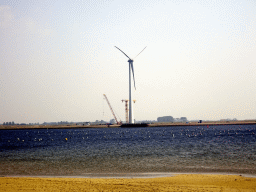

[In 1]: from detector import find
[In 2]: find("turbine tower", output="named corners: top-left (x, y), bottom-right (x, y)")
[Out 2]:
top-left (115, 46), bottom-right (146, 124)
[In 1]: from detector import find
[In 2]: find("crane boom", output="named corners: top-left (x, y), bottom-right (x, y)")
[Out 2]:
top-left (103, 94), bottom-right (121, 125)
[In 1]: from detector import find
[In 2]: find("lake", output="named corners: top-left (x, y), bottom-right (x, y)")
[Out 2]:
top-left (0, 124), bottom-right (255, 176)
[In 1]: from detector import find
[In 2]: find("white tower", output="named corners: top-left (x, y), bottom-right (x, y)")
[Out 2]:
top-left (115, 46), bottom-right (146, 124)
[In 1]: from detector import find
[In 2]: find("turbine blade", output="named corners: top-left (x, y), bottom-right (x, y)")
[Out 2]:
top-left (133, 46), bottom-right (147, 59)
top-left (130, 62), bottom-right (136, 90)
top-left (115, 46), bottom-right (131, 60)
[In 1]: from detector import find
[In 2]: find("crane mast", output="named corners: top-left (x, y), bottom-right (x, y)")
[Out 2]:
top-left (122, 99), bottom-right (129, 123)
top-left (122, 99), bottom-right (136, 124)
top-left (103, 94), bottom-right (121, 125)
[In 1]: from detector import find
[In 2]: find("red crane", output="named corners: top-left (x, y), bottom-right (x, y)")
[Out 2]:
top-left (103, 94), bottom-right (121, 125)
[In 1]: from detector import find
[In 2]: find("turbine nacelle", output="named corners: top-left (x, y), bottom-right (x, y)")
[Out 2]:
top-left (115, 46), bottom-right (146, 90)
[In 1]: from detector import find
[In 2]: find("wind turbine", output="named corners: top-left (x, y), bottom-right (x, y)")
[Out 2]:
top-left (115, 46), bottom-right (147, 124)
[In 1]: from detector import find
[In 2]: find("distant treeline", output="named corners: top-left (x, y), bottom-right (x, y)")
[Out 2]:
top-left (2, 121), bottom-right (28, 125)
top-left (3, 121), bottom-right (15, 125)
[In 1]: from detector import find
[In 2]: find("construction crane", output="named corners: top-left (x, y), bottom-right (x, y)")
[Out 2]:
top-left (122, 99), bottom-right (136, 123)
top-left (103, 94), bottom-right (122, 125)
top-left (121, 99), bottom-right (129, 123)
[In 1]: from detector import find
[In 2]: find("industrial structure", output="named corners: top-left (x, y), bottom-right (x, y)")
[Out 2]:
top-left (103, 94), bottom-right (122, 125)
top-left (115, 46), bottom-right (146, 124)
top-left (121, 99), bottom-right (136, 123)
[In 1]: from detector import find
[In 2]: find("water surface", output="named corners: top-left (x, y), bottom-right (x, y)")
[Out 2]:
top-left (0, 124), bottom-right (255, 176)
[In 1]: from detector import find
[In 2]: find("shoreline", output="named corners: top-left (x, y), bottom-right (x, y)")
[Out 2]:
top-left (1, 173), bottom-right (256, 191)
top-left (2, 172), bottom-right (256, 178)
top-left (0, 120), bottom-right (255, 130)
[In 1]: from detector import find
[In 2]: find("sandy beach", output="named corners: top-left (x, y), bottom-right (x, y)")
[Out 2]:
top-left (1, 174), bottom-right (256, 192)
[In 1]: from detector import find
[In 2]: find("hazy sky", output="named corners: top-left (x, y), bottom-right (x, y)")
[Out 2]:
top-left (1, 0), bottom-right (255, 124)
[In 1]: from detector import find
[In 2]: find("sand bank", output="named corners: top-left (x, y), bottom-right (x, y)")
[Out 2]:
top-left (1, 174), bottom-right (256, 192)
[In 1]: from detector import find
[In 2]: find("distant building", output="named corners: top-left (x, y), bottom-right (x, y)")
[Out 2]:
top-left (220, 118), bottom-right (237, 121)
top-left (136, 120), bottom-right (157, 124)
top-left (92, 120), bottom-right (107, 125)
top-left (157, 116), bottom-right (174, 122)
top-left (110, 119), bottom-right (116, 124)
top-left (43, 122), bottom-right (58, 125)
top-left (58, 121), bottom-right (69, 125)
top-left (180, 117), bottom-right (187, 122)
